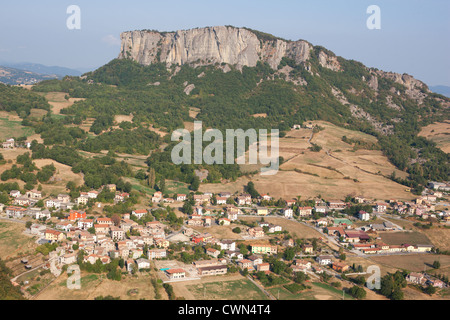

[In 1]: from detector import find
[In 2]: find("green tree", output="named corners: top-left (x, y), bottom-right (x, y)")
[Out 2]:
top-left (190, 176), bottom-right (200, 191)
top-left (283, 247), bottom-right (296, 261)
top-left (349, 285), bottom-right (366, 299)
top-left (232, 227), bottom-right (241, 234)
top-left (147, 168), bottom-right (156, 188)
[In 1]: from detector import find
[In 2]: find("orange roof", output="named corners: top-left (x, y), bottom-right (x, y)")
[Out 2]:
top-left (166, 268), bottom-right (185, 274)
top-left (94, 224), bottom-right (110, 228)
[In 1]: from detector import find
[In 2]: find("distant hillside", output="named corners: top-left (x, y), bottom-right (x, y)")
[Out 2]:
top-left (4, 63), bottom-right (82, 78)
top-left (430, 85), bottom-right (450, 98)
top-left (0, 65), bottom-right (57, 85)
top-left (23, 26), bottom-right (450, 192)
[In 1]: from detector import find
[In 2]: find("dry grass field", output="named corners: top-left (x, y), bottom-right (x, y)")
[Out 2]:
top-left (418, 120), bottom-right (450, 153)
top-left (38, 92), bottom-right (85, 115)
top-left (0, 221), bottom-right (37, 260)
top-left (190, 222), bottom-right (250, 240)
top-left (239, 216), bottom-right (322, 239)
top-left (36, 271), bottom-right (164, 300)
top-left (189, 107), bottom-right (200, 119)
top-left (420, 226), bottom-right (450, 251)
top-left (402, 286), bottom-right (449, 300)
top-left (0, 156), bottom-right (83, 196)
top-left (379, 231), bottom-right (433, 246)
top-left (370, 254), bottom-right (450, 273)
top-left (200, 121), bottom-right (413, 201)
top-left (32, 159), bottom-right (84, 194)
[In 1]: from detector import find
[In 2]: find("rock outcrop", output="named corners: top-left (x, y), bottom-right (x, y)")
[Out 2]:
top-left (118, 26), bottom-right (312, 70)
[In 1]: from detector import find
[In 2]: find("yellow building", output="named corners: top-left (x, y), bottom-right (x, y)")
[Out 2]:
top-left (251, 244), bottom-right (277, 255)
top-left (256, 207), bottom-right (269, 216)
top-left (45, 229), bottom-right (66, 242)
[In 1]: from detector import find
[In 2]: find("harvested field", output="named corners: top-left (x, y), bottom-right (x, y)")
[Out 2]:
top-left (251, 113), bottom-right (267, 118)
top-left (114, 114), bottom-right (133, 123)
top-left (39, 92), bottom-right (85, 115)
top-left (200, 121), bottom-right (413, 201)
top-left (418, 120), bottom-right (450, 153)
top-left (32, 159), bottom-right (84, 193)
top-left (36, 272), bottom-right (162, 300)
top-left (0, 221), bottom-right (37, 260)
top-left (189, 107), bottom-right (200, 119)
top-left (239, 216), bottom-right (322, 239)
top-left (379, 231), bottom-right (433, 246)
top-left (419, 226), bottom-right (450, 251)
top-left (370, 254), bottom-right (450, 273)
top-left (190, 222), bottom-right (249, 240)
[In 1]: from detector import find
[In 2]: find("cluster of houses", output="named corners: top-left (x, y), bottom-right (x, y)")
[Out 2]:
top-left (29, 210), bottom-right (169, 276)
top-left (1, 178), bottom-right (448, 288)
top-left (45, 185), bottom-right (130, 209)
top-left (428, 181), bottom-right (450, 192)
top-left (9, 189), bottom-right (42, 208)
top-left (320, 219), bottom-right (435, 255)
top-left (406, 272), bottom-right (447, 288)
top-left (1, 138), bottom-right (31, 150)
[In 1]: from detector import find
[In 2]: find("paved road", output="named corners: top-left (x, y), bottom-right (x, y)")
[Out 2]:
top-left (377, 214), bottom-right (405, 230)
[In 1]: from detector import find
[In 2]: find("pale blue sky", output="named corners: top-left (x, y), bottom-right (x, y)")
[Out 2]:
top-left (0, 0), bottom-right (449, 85)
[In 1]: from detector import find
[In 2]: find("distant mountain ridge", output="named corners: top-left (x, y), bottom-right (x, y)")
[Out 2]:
top-left (0, 62), bottom-right (83, 85)
top-left (0, 65), bottom-right (58, 85)
top-left (4, 63), bottom-right (82, 77)
top-left (430, 85), bottom-right (450, 98)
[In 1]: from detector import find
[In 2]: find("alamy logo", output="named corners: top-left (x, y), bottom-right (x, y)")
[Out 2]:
top-left (366, 5), bottom-right (381, 30)
top-left (366, 265), bottom-right (381, 289)
top-left (67, 265), bottom-right (81, 289)
top-left (171, 121), bottom-right (279, 175)
top-left (66, 5), bottom-right (81, 30)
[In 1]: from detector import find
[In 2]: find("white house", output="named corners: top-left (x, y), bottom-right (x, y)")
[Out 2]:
top-left (218, 240), bottom-right (236, 251)
top-left (216, 197), bottom-right (228, 205)
top-left (136, 258), bottom-right (151, 270)
top-left (358, 210), bottom-right (371, 221)
top-left (316, 255), bottom-right (333, 266)
top-left (35, 209), bottom-right (51, 220)
top-left (375, 203), bottom-right (388, 213)
top-left (282, 207), bottom-right (294, 218)
top-left (132, 209), bottom-right (148, 219)
top-left (46, 199), bottom-right (61, 209)
top-left (314, 206), bottom-right (328, 214)
top-left (10, 190), bottom-right (21, 198)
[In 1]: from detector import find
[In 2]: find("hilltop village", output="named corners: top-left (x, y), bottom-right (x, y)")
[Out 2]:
top-left (1, 176), bottom-right (449, 299)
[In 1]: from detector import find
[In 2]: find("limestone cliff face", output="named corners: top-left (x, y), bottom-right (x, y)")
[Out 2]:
top-left (118, 26), bottom-right (430, 100)
top-left (119, 26), bottom-right (312, 70)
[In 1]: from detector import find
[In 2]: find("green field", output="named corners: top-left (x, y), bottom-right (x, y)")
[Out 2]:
top-left (187, 279), bottom-right (268, 300)
top-left (125, 177), bottom-right (189, 196)
top-left (165, 181), bottom-right (190, 195)
top-left (268, 282), bottom-right (354, 300)
top-left (0, 117), bottom-right (35, 140)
